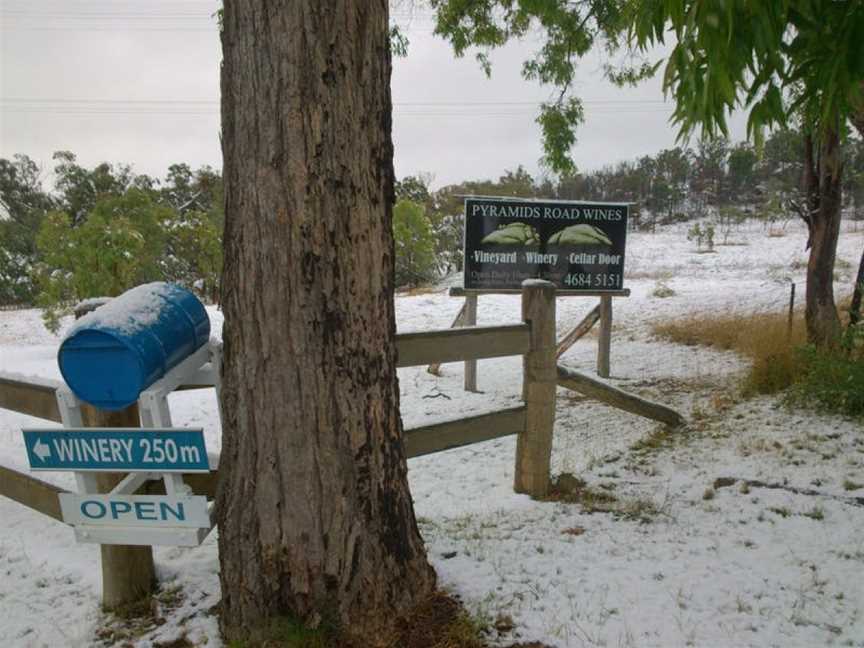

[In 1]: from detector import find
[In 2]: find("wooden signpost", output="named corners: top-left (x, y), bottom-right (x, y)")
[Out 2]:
top-left (21, 323), bottom-right (222, 607)
top-left (435, 196), bottom-right (632, 389)
top-left (23, 425), bottom-right (213, 547)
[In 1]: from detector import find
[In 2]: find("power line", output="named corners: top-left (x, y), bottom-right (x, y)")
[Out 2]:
top-left (0, 5), bottom-right (437, 32)
top-left (0, 96), bottom-right (672, 119)
top-left (0, 98), bottom-right (668, 107)
top-left (1, 109), bottom-right (672, 119)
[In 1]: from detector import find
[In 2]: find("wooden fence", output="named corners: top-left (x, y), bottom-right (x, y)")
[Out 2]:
top-left (439, 286), bottom-right (631, 387)
top-left (0, 281), bottom-right (558, 607)
top-left (1, 279), bottom-right (686, 609)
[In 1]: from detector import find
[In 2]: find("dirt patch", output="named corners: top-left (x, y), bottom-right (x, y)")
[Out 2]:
top-left (544, 473), bottom-right (658, 522)
top-left (383, 591), bottom-right (554, 648)
top-left (95, 584), bottom-right (187, 647)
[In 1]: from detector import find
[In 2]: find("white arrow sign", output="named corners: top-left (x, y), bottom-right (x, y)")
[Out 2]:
top-left (33, 439), bottom-right (51, 462)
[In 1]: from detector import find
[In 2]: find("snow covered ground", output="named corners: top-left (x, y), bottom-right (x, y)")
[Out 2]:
top-left (2, 219), bottom-right (864, 647)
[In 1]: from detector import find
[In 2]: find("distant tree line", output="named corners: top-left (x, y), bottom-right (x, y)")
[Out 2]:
top-left (2, 129), bottom-right (863, 314)
top-left (0, 152), bottom-right (223, 329)
top-left (394, 129), bottom-right (864, 286)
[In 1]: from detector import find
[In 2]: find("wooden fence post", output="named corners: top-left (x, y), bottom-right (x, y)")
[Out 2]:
top-left (73, 301), bottom-right (155, 610)
top-left (597, 295), bottom-right (612, 378)
top-left (81, 403), bottom-right (157, 610)
top-left (464, 293), bottom-right (478, 392)
top-left (787, 282), bottom-right (796, 340)
top-left (515, 280), bottom-right (556, 497)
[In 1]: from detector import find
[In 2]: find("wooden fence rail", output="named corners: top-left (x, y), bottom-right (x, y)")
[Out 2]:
top-left (0, 320), bottom-right (531, 425)
top-left (404, 406), bottom-right (526, 458)
top-left (557, 364), bottom-right (685, 428)
top-left (0, 464), bottom-right (67, 521)
top-left (0, 281), bottom-right (559, 607)
top-left (0, 375), bottom-right (62, 422)
top-left (396, 324), bottom-right (530, 367)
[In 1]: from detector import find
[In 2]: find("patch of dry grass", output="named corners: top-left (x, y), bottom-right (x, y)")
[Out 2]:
top-left (652, 291), bottom-right (858, 395)
top-left (652, 309), bottom-right (808, 394)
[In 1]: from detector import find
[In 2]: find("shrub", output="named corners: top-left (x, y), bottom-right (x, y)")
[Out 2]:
top-left (714, 206), bottom-right (748, 244)
top-left (786, 329), bottom-right (864, 418)
top-left (652, 281), bottom-right (676, 298)
top-left (32, 189), bottom-right (174, 331)
top-left (686, 222), bottom-right (715, 252)
top-left (652, 305), bottom-right (864, 414)
top-left (393, 199), bottom-right (437, 288)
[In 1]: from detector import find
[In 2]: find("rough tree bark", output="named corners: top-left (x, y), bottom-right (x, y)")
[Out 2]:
top-left (801, 126), bottom-right (843, 347)
top-left (217, 1), bottom-right (435, 641)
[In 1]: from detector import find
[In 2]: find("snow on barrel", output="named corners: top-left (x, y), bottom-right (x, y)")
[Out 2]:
top-left (58, 282), bottom-right (210, 411)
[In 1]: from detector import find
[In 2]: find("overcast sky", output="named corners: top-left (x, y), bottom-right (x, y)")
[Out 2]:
top-left (0, 0), bottom-right (749, 189)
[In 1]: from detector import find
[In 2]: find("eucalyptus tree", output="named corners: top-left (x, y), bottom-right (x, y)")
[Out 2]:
top-left (51, 151), bottom-right (135, 226)
top-left (430, 0), bottom-right (864, 347)
top-left (429, 0), bottom-right (651, 176)
top-left (631, 0), bottom-right (864, 346)
top-left (0, 155), bottom-right (53, 303)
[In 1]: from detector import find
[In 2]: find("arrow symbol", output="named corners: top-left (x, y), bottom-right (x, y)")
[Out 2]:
top-left (33, 439), bottom-right (51, 462)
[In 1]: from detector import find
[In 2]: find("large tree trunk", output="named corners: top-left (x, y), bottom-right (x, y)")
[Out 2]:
top-left (217, 1), bottom-right (435, 641)
top-left (803, 125), bottom-right (844, 347)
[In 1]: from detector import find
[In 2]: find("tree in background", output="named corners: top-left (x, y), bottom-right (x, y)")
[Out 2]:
top-left (393, 199), bottom-right (437, 287)
top-left (52, 151), bottom-right (135, 225)
top-left (161, 162), bottom-right (225, 221)
top-left (727, 143), bottom-right (758, 204)
top-left (430, 0), bottom-right (864, 348)
top-left (691, 138), bottom-right (728, 208)
top-left (161, 209), bottom-right (222, 303)
top-left (649, 147), bottom-right (689, 221)
top-left (0, 155), bottom-right (53, 303)
top-left (21, 156), bottom-right (225, 327)
top-left (395, 173), bottom-right (433, 205)
top-left (33, 188), bottom-right (172, 331)
top-left (631, 0), bottom-right (864, 347)
top-left (429, 0), bottom-right (649, 176)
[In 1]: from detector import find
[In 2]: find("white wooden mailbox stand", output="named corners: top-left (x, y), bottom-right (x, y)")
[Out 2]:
top-left (54, 342), bottom-right (222, 547)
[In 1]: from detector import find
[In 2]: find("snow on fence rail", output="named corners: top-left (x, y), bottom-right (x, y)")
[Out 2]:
top-left (0, 281), bottom-right (559, 607)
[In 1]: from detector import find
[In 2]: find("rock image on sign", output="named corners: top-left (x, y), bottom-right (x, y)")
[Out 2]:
top-left (464, 197), bottom-right (628, 291)
top-left (548, 224), bottom-right (613, 247)
top-left (481, 222), bottom-right (541, 246)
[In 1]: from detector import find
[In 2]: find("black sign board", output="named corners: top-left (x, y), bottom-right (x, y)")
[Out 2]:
top-left (463, 197), bottom-right (628, 291)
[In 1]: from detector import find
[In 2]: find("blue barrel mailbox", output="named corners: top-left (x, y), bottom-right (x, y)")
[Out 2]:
top-left (58, 282), bottom-right (211, 411)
